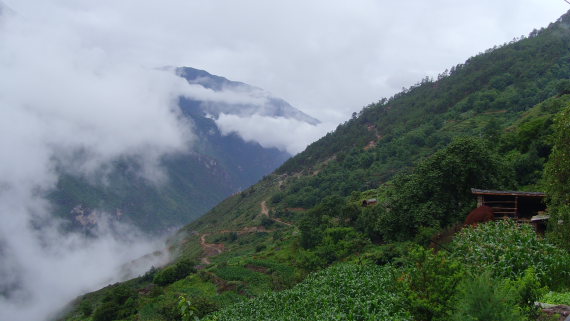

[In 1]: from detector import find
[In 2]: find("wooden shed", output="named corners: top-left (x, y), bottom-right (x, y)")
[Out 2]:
top-left (471, 188), bottom-right (548, 233)
top-left (362, 199), bottom-right (378, 207)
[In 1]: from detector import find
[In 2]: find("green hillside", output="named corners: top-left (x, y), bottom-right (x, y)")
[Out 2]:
top-left (59, 11), bottom-right (570, 321)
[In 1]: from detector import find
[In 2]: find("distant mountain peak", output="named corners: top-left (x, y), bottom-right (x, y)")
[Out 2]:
top-left (176, 66), bottom-right (320, 125)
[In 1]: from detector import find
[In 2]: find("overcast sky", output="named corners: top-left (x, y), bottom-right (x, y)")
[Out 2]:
top-left (5, 0), bottom-right (567, 126)
top-left (0, 1), bottom-right (569, 320)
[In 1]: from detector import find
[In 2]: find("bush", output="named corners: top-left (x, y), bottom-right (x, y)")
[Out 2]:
top-left (501, 268), bottom-right (545, 319)
top-left (191, 296), bottom-right (220, 317)
top-left (78, 299), bottom-right (93, 317)
top-left (260, 216), bottom-right (274, 228)
top-left (153, 259), bottom-right (197, 286)
top-left (400, 246), bottom-right (464, 321)
top-left (141, 265), bottom-right (158, 282)
top-left (297, 227), bottom-right (369, 270)
top-left (452, 271), bottom-right (523, 321)
top-left (92, 285), bottom-right (138, 321)
top-left (92, 302), bottom-right (120, 321)
top-left (451, 220), bottom-right (570, 289)
top-left (360, 242), bottom-right (413, 266)
top-left (541, 291), bottom-right (570, 305)
top-left (158, 297), bottom-right (183, 321)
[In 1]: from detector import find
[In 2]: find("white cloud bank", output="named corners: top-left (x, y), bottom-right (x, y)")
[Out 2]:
top-left (182, 82), bottom-right (269, 106)
top-left (216, 114), bottom-right (330, 154)
top-left (0, 4), bottom-right (193, 321)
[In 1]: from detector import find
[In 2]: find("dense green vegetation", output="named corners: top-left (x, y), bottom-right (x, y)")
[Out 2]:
top-left (206, 223), bottom-right (556, 321)
top-left (451, 221), bottom-right (570, 289)
top-left (544, 102), bottom-right (570, 250)
top-left (59, 11), bottom-right (570, 321)
top-left (204, 264), bottom-right (411, 321)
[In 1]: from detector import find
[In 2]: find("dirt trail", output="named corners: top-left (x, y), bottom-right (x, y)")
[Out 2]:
top-left (261, 200), bottom-right (294, 227)
top-left (261, 201), bottom-right (269, 217)
top-left (272, 217), bottom-right (293, 226)
top-left (196, 201), bottom-right (294, 266)
top-left (220, 226), bottom-right (270, 235)
top-left (199, 233), bottom-right (224, 265)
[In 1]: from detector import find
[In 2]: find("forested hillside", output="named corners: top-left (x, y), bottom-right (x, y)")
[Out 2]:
top-left (59, 11), bottom-right (570, 321)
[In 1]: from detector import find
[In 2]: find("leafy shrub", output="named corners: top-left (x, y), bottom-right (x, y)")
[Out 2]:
top-left (92, 303), bottom-right (121, 321)
top-left (297, 227), bottom-right (369, 270)
top-left (400, 246), bottom-right (464, 321)
top-left (451, 271), bottom-right (523, 321)
top-left (178, 296), bottom-right (199, 321)
top-left (260, 216), bottom-right (274, 228)
top-left (214, 265), bottom-right (266, 284)
top-left (191, 296), bottom-right (221, 318)
top-left (153, 259), bottom-right (196, 286)
top-left (141, 265), bottom-right (158, 282)
top-left (158, 297), bottom-right (183, 321)
top-left (360, 242), bottom-right (413, 266)
top-left (298, 195), bottom-right (347, 249)
top-left (541, 291), bottom-right (570, 305)
top-left (203, 263), bottom-right (411, 321)
top-left (228, 232), bottom-right (238, 242)
top-left (500, 267), bottom-right (546, 319)
top-left (270, 192), bottom-right (284, 204)
top-left (92, 284), bottom-right (138, 321)
top-left (451, 220), bottom-right (570, 289)
top-left (78, 299), bottom-right (93, 317)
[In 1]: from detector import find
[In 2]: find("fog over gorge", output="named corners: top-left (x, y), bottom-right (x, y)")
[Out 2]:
top-left (0, 4), bottom-right (194, 321)
top-left (0, 2), bottom-right (323, 319)
top-left (0, 0), bottom-right (567, 320)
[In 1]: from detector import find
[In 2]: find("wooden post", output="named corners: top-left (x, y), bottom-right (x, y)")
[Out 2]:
top-left (514, 196), bottom-right (519, 219)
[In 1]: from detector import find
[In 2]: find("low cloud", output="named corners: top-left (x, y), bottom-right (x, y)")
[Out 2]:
top-left (182, 82), bottom-right (269, 106)
top-left (215, 113), bottom-right (329, 154)
top-left (0, 4), bottom-right (192, 321)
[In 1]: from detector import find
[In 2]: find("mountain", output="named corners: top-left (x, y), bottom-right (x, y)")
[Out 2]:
top-left (48, 68), bottom-right (319, 233)
top-left (176, 67), bottom-right (320, 125)
top-left (59, 11), bottom-right (570, 321)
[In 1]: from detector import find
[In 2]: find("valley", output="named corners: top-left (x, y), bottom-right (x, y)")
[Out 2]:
top-left (58, 10), bottom-right (570, 321)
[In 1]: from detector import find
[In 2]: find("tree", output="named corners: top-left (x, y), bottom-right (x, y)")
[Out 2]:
top-left (378, 137), bottom-right (513, 241)
top-left (544, 104), bottom-right (570, 249)
top-left (153, 259), bottom-right (196, 286)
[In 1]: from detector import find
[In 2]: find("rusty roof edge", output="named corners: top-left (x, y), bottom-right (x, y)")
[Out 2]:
top-left (471, 188), bottom-right (546, 197)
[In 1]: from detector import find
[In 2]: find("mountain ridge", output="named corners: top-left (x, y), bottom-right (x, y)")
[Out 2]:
top-left (48, 67), bottom-right (322, 233)
top-left (177, 66), bottom-right (320, 125)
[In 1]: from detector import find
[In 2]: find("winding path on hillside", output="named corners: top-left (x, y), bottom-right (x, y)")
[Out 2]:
top-left (260, 201), bottom-right (294, 227)
top-left (197, 200), bottom-right (295, 266)
top-left (261, 200), bottom-right (269, 216)
top-left (199, 233), bottom-right (224, 265)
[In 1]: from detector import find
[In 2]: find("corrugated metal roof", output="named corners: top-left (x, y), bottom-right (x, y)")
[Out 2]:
top-left (531, 215), bottom-right (550, 222)
top-left (471, 188), bottom-right (546, 197)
